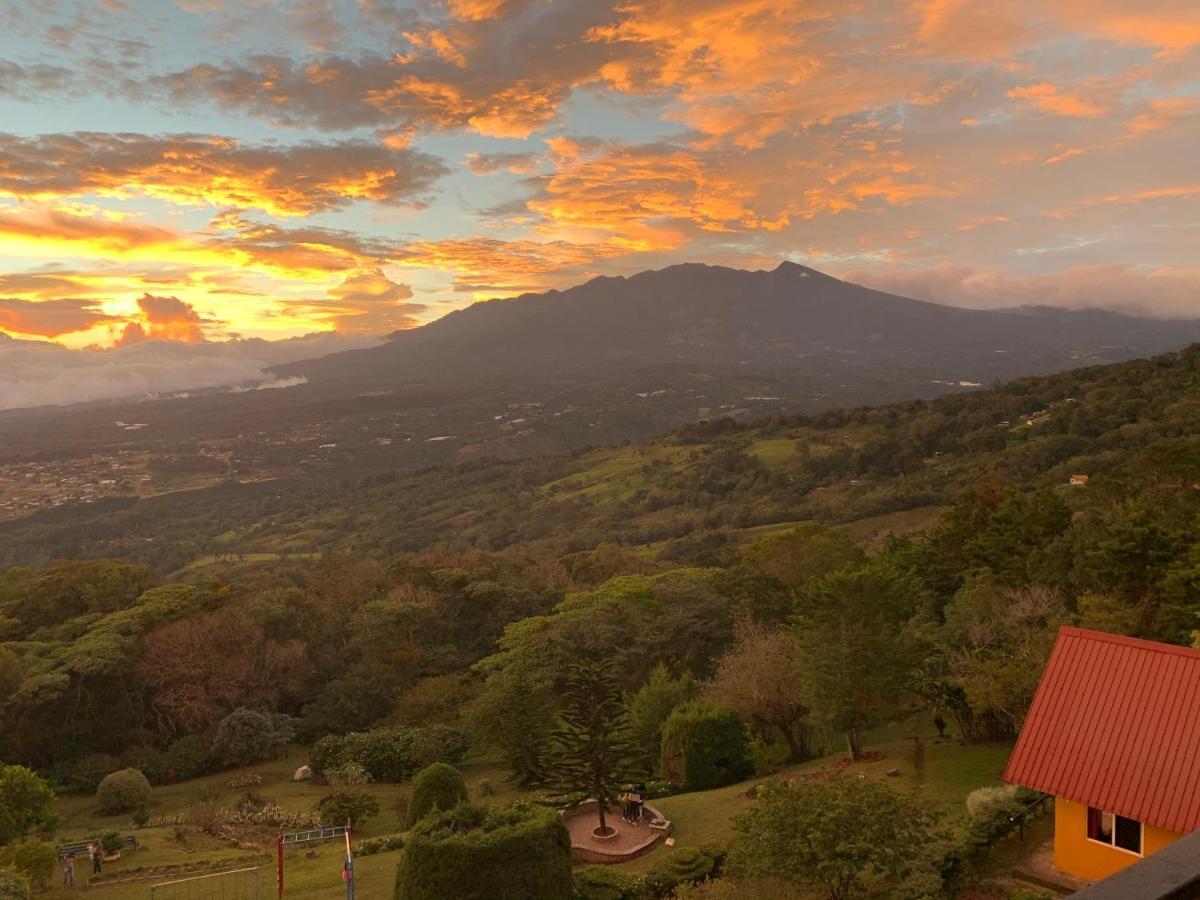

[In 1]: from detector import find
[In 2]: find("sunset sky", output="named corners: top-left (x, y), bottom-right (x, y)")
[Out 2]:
top-left (1, 0), bottom-right (1198, 348)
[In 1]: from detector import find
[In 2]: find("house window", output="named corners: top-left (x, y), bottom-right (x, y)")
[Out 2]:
top-left (1087, 807), bottom-right (1143, 855)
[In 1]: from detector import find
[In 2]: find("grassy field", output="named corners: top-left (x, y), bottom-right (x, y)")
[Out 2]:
top-left (38, 752), bottom-right (527, 900)
top-left (34, 721), bottom-right (1013, 898)
top-left (618, 719), bottom-right (1014, 875)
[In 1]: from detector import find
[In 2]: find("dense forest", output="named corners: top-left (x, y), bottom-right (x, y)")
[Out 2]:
top-left (2, 345), bottom-right (1199, 897)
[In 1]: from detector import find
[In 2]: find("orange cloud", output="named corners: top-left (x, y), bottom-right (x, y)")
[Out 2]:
top-left (0, 298), bottom-right (121, 338)
top-left (0, 133), bottom-right (447, 217)
top-left (911, 0), bottom-right (1030, 59)
top-left (1006, 82), bottom-right (1107, 117)
top-left (118, 294), bottom-right (210, 344)
top-left (1126, 97), bottom-right (1200, 135)
top-left (395, 237), bottom-right (628, 296)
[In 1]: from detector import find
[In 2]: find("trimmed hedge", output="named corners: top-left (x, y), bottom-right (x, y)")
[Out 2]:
top-left (95, 769), bottom-right (151, 815)
top-left (394, 803), bottom-right (571, 900)
top-left (408, 763), bottom-right (469, 827)
top-left (660, 703), bottom-right (753, 791)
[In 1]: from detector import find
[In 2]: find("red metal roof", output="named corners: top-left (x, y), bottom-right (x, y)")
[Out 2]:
top-left (1003, 626), bottom-right (1200, 835)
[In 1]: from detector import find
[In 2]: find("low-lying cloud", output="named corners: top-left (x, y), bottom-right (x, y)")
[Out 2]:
top-left (845, 264), bottom-right (1200, 320)
top-left (0, 332), bottom-right (379, 411)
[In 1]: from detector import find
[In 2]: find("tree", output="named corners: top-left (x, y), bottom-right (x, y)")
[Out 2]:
top-left (408, 763), bottom-right (469, 827)
top-left (210, 708), bottom-right (295, 768)
top-left (138, 607), bottom-right (309, 735)
top-left (470, 670), bottom-right (556, 786)
top-left (627, 664), bottom-right (696, 773)
top-left (730, 777), bottom-right (936, 900)
top-left (943, 582), bottom-right (1064, 735)
top-left (0, 766), bottom-right (55, 846)
top-left (793, 561), bottom-right (927, 760)
top-left (741, 524), bottom-right (865, 589)
top-left (544, 659), bottom-right (639, 836)
top-left (96, 768), bottom-right (151, 815)
top-left (315, 790), bottom-right (380, 829)
top-left (706, 621), bottom-right (812, 760)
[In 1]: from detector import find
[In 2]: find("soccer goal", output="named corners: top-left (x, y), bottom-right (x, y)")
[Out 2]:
top-left (149, 866), bottom-right (261, 900)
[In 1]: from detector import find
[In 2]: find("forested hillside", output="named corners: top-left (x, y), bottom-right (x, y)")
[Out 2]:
top-left (3, 345), bottom-right (1199, 897)
top-left (4, 342), bottom-right (1199, 578)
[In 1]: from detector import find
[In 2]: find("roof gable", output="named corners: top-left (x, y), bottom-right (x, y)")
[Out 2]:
top-left (1003, 626), bottom-right (1200, 835)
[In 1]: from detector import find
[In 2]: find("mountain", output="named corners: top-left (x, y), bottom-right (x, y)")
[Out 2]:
top-left (279, 262), bottom-right (1200, 387)
top-left (4, 261), bottom-right (1200, 527)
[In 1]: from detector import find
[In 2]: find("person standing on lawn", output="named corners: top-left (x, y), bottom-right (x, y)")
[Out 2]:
top-left (61, 853), bottom-right (76, 888)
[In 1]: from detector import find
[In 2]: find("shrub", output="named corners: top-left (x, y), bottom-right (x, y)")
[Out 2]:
top-left (0, 868), bottom-right (31, 900)
top-left (356, 834), bottom-right (405, 856)
top-left (394, 802), bottom-right (572, 900)
top-left (475, 779), bottom-right (494, 798)
top-left (315, 791), bottom-right (380, 829)
top-left (643, 846), bottom-right (722, 897)
top-left (96, 769), bottom-right (152, 816)
top-left (98, 831), bottom-right (123, 856)
top-left (0, 766), bottom-right (56, 844)
top-left (56, 754), bottom-right (119, 794)
top-left (573, 865), bottom-right (641, 900)
top-left (328, 763), bottom-right (372, 786)
top-left (409, 725), bottom-right (471, 769)
top-left (966, 785), bottom-right (1022, 822)
top-left (962, 785), bottom-right (1042, 856)
top-left (227, 773), bottom-right (263, 789)
top-left (311, 726), bottom-right (471, 783)
top-left (0, 839), bottom-right (55, 889)
top-left (408, 764), bottom-right (469, 827)
top-left (119, 746), bottom-right (169, 785)
top-left (660, 703), bottom-right (753, 791)
top-left (309, 734), bottom-right (347, 775)
top-left (211, 709), bottom-right (294, 768)
top-left (131, 807), bottom-right (150, 828)
top-left (166, 736), bottom-right (213, 781)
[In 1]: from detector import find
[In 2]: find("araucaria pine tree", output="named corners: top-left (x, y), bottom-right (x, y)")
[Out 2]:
top-left (546, 658), bottom-right (639, 836)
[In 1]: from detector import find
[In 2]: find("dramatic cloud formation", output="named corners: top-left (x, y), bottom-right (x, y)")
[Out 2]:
top-left (0, 133), bottom-right (449, 216)
top-left (0, 0), bottom-right (1194, 375)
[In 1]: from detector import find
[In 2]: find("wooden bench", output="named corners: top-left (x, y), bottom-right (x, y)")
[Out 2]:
top-left (56, 835), bottom-right (138, 857)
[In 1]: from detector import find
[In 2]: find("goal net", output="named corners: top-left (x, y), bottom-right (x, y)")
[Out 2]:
top-left (149, 866), bottom-right (261, 900)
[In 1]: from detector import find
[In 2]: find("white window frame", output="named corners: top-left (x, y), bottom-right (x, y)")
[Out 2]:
top-left (1085, 807), bottom-right (1144, 857)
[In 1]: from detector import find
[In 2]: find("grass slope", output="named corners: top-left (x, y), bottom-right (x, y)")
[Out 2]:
top-left (36, 721), bottom-right (1013, 898)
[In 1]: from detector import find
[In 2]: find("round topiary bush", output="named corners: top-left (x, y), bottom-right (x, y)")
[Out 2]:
top-left (407, 763), bottom-right (468, 827)
top-left (96, 768), bottom-right (152, 815)
top-left (394, 803), bottom-right (572, 900)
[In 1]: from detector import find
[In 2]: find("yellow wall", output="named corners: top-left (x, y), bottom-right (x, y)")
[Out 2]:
top-left (1054, 797), bottom-right (1183, 882)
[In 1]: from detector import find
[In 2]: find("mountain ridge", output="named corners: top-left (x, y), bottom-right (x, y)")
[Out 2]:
top-left (278, 261), bottom-right (1200, 386)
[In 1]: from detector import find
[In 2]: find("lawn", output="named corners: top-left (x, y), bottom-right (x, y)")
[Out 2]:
top-left (33, 722), bottom-right (1013, 897)
top-left (618, 719), bottom-right (1014, 875)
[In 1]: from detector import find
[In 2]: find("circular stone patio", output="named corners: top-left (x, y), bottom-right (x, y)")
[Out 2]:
top-left (563, 800), bottom-right (672, 864)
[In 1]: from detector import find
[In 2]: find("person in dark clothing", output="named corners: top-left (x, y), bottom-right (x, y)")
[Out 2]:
top-left (89, 842), bottom-right (102, 875)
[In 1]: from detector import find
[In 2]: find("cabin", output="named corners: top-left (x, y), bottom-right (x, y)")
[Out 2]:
top-left (1003, 627), bottom-right (1200, 882)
